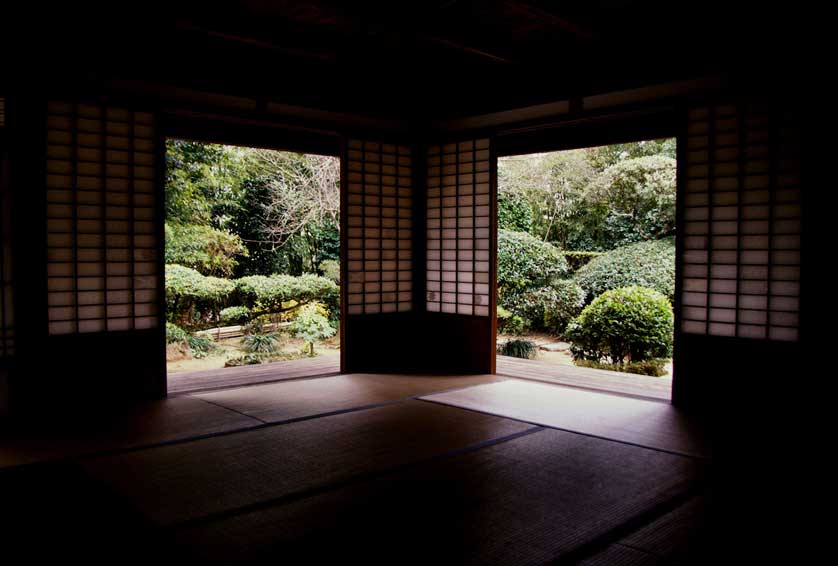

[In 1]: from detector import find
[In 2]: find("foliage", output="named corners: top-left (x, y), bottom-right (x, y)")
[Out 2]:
top-left (565, 286), bottom-right (673, 364)
top-left (319, 259), bottom-right (340, 283)
top-left (563, 251), bottom-right (603, 273)
top-left (220, 306), bottom-right (252, 325)
top-left (186, 333), bottom-right (215, 359)
top-left (497, 339), bottom-right (538, 359)
top-left (583, 156), bottom-right (676, 248)
top-left (515, 279), bottom-right (586, 336)
top-left (165, 264), bottom-right (236, 329)
top-left (166, 322), bottom-right (188, 344)
top-left (241, 332), bottom-right (281, 354)
top-left (165, 222), bottom-right (248, 277)
top-left (498, 230), bottom-right (569, 296)
top-left (166, 140), bottom-right (340, 279)
top-left (166, 265), bottom-right (338, 330)
top-left (574, 238), bottom-right (675, 302)
top-left (234, 274), bottom-right (339, 316)
top-left (574, 358), bottom-right (668, 377)
top-left (290, 303), bottom-right (336, 356)
top-left (497, 306), bottom-right (525, 335)
top-left (497, 139), bottom-right (676, 251)
top-left (498, 190), bottom-right (534, 233)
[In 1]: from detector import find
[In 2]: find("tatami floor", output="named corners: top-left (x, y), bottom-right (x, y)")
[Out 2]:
top-left (1, 373), bottom-right (712, 564)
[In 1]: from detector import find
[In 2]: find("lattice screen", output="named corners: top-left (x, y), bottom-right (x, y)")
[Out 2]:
top-left (426, 139), bottom-right (492, 316)
top-left (681, 103), bottom-right (801, 341)
top-left (345, 140), bottom-right (413, 315)
top-left (46, 101), bottom-right (159, 334)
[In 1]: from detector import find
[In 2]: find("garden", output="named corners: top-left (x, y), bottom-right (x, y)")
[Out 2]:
top-left (496, 140), bottom-right (677, 377)
top-left (164, 140), bottom-right (341, 373)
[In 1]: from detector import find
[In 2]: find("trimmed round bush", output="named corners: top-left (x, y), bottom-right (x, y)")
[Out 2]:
top-left (514, 279), bottom-right (586, 336)
top-left (565, 286), bottom-right (673, 364)
top-left (574, 238), bottom-right (675, 302)
top-left (498, 230), bottom-right (569, 295)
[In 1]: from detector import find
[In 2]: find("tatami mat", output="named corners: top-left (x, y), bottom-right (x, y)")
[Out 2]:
top-left (173, 427), bottom-right (703, 564)
top-left (0, 396), bottom-right (261, 468)
top-left (193, 372), bottom-right (504, 423)
top-left (81, 400), bottom-right (533, 526)
top-left (421, 379), bottom-right (708, 457)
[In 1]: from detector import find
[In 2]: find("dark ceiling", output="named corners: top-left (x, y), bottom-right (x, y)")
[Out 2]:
top-left (8, 1), bottom-right (807, 121)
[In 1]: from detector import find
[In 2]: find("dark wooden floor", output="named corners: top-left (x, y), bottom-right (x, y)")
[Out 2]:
top-left (2, 373), bottom-right (712, 564)
top-left (167, 353), bottom-right (671, 400)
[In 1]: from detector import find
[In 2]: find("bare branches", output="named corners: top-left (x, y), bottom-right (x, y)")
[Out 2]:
top-left (254, 151), bottom-right (340, 248)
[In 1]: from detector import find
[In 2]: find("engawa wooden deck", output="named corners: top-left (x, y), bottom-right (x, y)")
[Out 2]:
top-left (167, 355), bottom-right (342, 395)
top-left (168, 353), bottom-right (671, 400)
top-left (495, 356), bottom-right (672, 401)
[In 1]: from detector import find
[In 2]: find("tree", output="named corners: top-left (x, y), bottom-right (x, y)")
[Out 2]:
top-left (583, 156), bottom-right (676, 248)
top-left (255, 151), bottom-right (340, 247)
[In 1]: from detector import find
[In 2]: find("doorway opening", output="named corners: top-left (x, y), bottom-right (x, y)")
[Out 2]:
top-left (496, 138), bottom-right (677, 400)
top-left (164, 139), bottom-right (341, 394)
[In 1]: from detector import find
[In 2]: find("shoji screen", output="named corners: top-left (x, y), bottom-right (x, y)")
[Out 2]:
top-left (45, 102), bottom-right (159, 334)
top-left (680, 103), bottom-right (801, 341)
top-left (426, 139), bottom-right (492, 316)
top-left (345, 140), bottom-right (413, 315)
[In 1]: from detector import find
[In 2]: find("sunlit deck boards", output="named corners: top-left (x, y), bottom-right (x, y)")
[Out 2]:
top-left (168, 354), bottom-right (671, 400)
top-left (496, 355), bottom-right (672, 401)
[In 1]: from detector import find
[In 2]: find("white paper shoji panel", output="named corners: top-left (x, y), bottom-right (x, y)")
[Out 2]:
top-left (46, 101), bottom-right (159, 334)
top-left (426, 139), bottom-right (492, 316)
top-left (681, 103), bottom-right (801, 341)
top-left (345, 140), bottom-right (413, 315)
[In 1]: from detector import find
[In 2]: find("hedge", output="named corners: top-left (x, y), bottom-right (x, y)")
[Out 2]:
top-left (498, 230), bottom-right (569, 294)
top-left (165, 264), bottom-right (339, 330)
top-left (563, 251), bottom-right (603, 273)
top-left (574, 238), bottom-right (675, 302)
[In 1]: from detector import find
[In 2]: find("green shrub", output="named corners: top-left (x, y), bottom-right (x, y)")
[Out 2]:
top-left (166, 322), bottom-right (188, 344)
top-left (186, 333), bottom-right (216, 359)
top-left (574, 238), bottom-right (675, 302)
top-left (515, 279), bottom-right (586, 336)
top-left (290, 303), bottom-right (336, 356)
top-left (165, 266), bottom-right (339, 331)
top-left (319, 259), bottom-right (340, 283)
top-left (497, 339), bottom-right (538, 359)
top-left (563, 251), bottom-right (603, 273)
top-left (241, 332), bottom-right (281, 354)
top-left (498, 230), bottom-right (569, 296)
top-left (234, 274), bottom-right (339, 316)
top-left (220, 306), bottom-right (252, 325)
top-left (165, 222), bottom-right (248, 277)
top-left (165, 264), bottom-right (236, 329)
top-left (566, 286), bottom-right (673, 364)
top-left (498, 190), bottom-right (534, 233)
top-left (574, 358), bottom-right (668, 377)
top-left (497, 306), bottom-right (525, 335)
